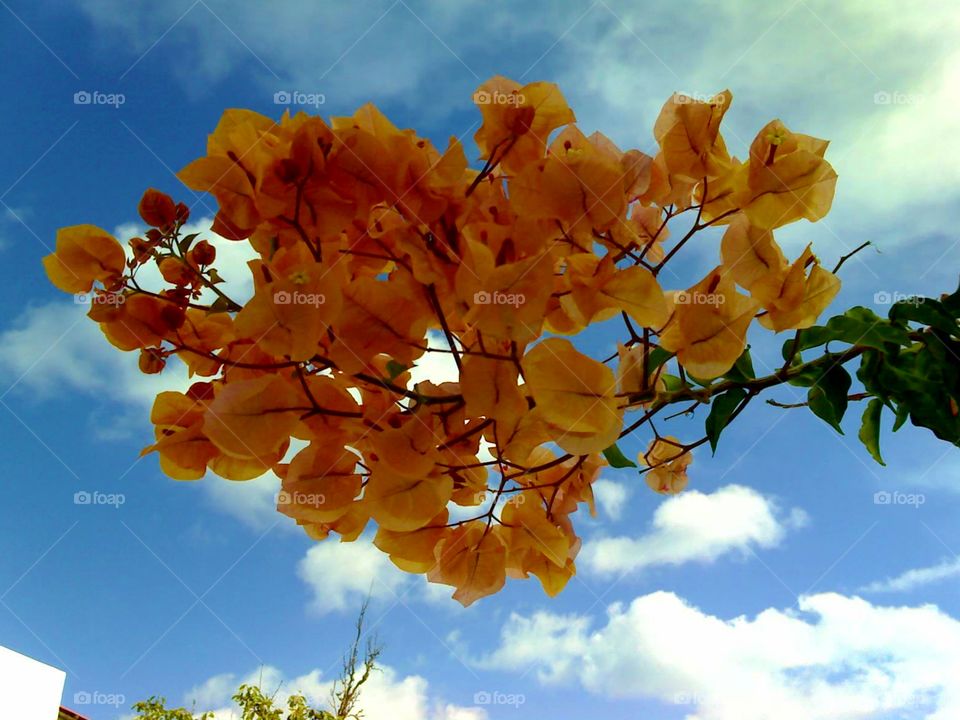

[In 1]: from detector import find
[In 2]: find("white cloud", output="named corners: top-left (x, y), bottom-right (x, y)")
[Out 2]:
top-left (592, 479), bottom-right (629, 520)
top-left (0, 301), bottom-right (189, 410)
top-left (0, 297), bottom-right (288, 530)
top-left (580, 485), bottom-right (808, 576)
top-left (1, 218), bottom-right (274, 528)
top-left (75, 2), bottom-right (960, 254)
top-left (75, 0), bottom-right (499, 116)
top-left (1, 218), bottom-right (252, 409)
top-left (297, 540), bottom-right (409, 614)
top-left (554, 1), bottom-right (960, 243)
top-left (200, 472), bottom-right (282, 531)
top-left (480, 590), bottom-right (960, 719)
top-left (407, 331), bottom-right (461, 386)
top-left (296, 537), bottom-right (466, 615)
top-left (184, 663), bottom-right (486, 720)
top-left (860, 557), bottom-right (960, 594)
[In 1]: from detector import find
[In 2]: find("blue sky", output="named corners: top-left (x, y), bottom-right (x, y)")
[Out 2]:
top-left (1, 1), bottom-right (960, 718)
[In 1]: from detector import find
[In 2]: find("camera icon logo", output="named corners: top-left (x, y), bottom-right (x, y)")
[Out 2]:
top-left (473, 290), bottom-right (491, 305)
top-left (74, 491), bottom-right (92, 505)
top-left (874, 490), bottom-right (892, 505)
top-left (675, 291), bottom-right (691, 305)
top-left (873, 91), bottom-right (891, 105)
top-left (273, 290), bottom-right (292, 305)
top-left (74, 691), bottom-right (92, 705)
top-left (874, 291), bottom-right (891, 304)
top-left (74, 91), bottom-right (91, 105)
top-left (473, 91), bottom-right (491, 105)
top-left (473, 691), bottom-right (492, 705)
top-left (274, 90), bottom-right (292, 105)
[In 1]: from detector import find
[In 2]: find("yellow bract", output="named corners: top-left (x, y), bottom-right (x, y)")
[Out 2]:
top-left (43, 225), bottom-right (126, 294)
top-left (659, 268), bottom-right (760, 380)
top-left (45, 75), bottom-right (845, 606)
top-left (373, 510), bottom-right (448, 573)
top-left (203, 375), bottom-right (301, 462)
top-left (278, 444), bottom-right (361, 525)
top-left (654, 90), bottom-right (733, 183)
top-left (740, 120), bottom-right (837, 229)
top-left (642, 436), bottom-right (692, 495)
top-left (721, 213), bottom-right (840, 331)
top-left (522, 338), bottom-right (622, 454)
top-left (365, 465), bottom-right (453, 532)
top-left (473, 76), bottom-right (575, 174)
top-left (235, 252), bottom-right (343, 361)
top-left (428, 522), bottom-right (506, 607)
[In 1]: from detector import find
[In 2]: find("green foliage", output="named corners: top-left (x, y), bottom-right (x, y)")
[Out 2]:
top-left (130, 689), bottom-right (334, 720)
top-left (131, 602), bottom-right (381, 720)
top-left (724, 347), bottom-right (756, 383)
top-left (705, 388), bottom-right (748, 453)
top-left (858, 398), bottom-right (886, 465)
top-left (782, 281), bottom-right (960, 460)
top-left (807, 365), bottom-right (852, 434)
top-left (603, 442), bottom-right (638, 468)
top-left (130, 697), bottom-right (212, 720)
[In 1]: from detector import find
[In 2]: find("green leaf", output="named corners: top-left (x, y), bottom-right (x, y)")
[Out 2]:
top-left (208, 295), bottom-right (233, 313)
top-left (705, 388), bottom-right (747, 453)
top-left (602, 443), bottom-right (637, 468)
top-left (178, 232), bottom-right (199, 253)
top-left (782, 336), bottom-right (801, 363)
top-left (646, 346), bottom-right (673, 374)
top-left (787, 363), bottom-right (826, 388)
top-left (892, 401), bottom-right (910, 432)
top-left (725, 347), bottom-right (756, 383)
top-left (808, 365), bottom-right (852, 433)
top-left (385, 360), bottom-right (408, 380)
top-left (889, 298), bottom-right (959, 337)
top-left (855, 348), bottom-right (887, 402)
top-left (858, 398), bottom-right (886, 465)
top-left (688, 373), bottom-right (714, 388)
top-left (660, 373), bottom-right (686, 392)
top-left (792, 307), bottom-right (910, 356)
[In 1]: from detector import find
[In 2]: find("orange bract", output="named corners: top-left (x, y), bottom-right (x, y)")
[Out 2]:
top-left (641, 436), bottom-right (692, 495)
top-left (44, 77), bottom-right (841, 606)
